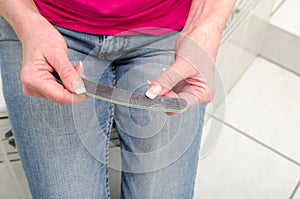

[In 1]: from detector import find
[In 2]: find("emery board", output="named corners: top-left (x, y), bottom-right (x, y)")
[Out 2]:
top-left (52, 72), bottom-right (188, 112)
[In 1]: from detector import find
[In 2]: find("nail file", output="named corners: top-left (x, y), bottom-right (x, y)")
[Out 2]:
top-left (52, 72), bottom-right (188, 112)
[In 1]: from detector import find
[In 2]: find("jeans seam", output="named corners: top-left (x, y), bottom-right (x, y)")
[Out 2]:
top-left (105, 64), bottom-right (116, 199)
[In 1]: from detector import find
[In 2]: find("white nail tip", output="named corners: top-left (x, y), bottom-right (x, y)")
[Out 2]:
top-left (162, 67), bottom-right (167, 72)
top-left (79, 61), bottom-right (83, 67)
top-left (145, 91), bottom-right (157, 99)
top-left (147, 80), bottom-right (152, 84)
top-left (75, 87), bottom-right (87, 95)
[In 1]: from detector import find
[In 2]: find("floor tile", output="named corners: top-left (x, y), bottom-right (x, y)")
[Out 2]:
top-left (293, 184), bottom-right (300, 199)
top-left (194, 121), bottom-right (300, 199)
top-left (0, 161), bottom-right (31, 199)
top-left (260, 24), bottom-right (300, 76)
top-left (273, 0), bottom-right (285, 11)
top-left (271, 0), bottom-right (300, 36)
top-left (218, 57), bottom-right (300, 162)
top-left (0, 163), bottom-right (19, 199)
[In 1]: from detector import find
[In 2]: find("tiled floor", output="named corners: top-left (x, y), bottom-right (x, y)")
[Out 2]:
top-left (1, 1), bottom-right (300, 199)
top-left (193, 0), bottom-right (300, 197)
top-left (0, 118), bottom-right (31, 199)
top-left (273, 0), bottom-right (286, 12)
top-left (271, 0), bottom-right (300, 36)
top-left (293, 182), bottom-right (300, 199)
top-left (194, 57), bottom-right (300, 199)
top-left (0, 162), bottom-right (31, 199)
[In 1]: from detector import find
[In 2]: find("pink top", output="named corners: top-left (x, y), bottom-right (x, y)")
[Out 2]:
top-left (34, 0), bottom-right (192, 35)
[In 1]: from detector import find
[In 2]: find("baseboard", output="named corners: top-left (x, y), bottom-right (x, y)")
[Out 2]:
top-left (260, 24), bottom-right (300, 76)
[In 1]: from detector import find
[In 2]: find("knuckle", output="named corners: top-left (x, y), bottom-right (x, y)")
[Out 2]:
top-left (60, 66), bottom-right (74, 79)
top-left (21, 73), bottom-right (34, 88)
top-left (22, 86), bottom-right (31, 96)
top-left (194, 86), bottom-right (214, 104)
top-left (207, 86), bottom-right (215, 103)
top-left (52, 90), bottom-right (73, 105)
top-left (159, 69), bottom-right (182, 89)
top-left (52, 95), bottom-right (65, 105)
top-left (202, 91), bottom-right (214, 104)
top-left (52, 91), bottom-right (66, 104)
top-left (205, 96), bottom-right (213, 104)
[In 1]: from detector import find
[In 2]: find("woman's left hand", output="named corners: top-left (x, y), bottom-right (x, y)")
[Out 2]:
top-left (145, 28), bottom-right (219, 112)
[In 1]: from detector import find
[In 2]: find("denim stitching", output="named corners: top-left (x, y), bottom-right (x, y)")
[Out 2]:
top-left (105, 64), bottom-right (116, 199)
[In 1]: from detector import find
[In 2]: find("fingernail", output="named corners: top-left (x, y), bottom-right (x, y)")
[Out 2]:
top-left (162, 67), bottom-right (167, 72)
top-left (75, 87), bottom-right (86, 95)
top-left (145, 91), bottom-right (157, 99)
top-left (77, 61), bottom-right (86, 78)
top-left (145, 82), bottom-right (162, 99)
top-left (147, 80), bottom-right (152, 85)
top-left (74, 77), bottom-right (86, 94)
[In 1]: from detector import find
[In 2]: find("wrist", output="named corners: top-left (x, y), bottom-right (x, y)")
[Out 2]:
top-left (15, 13), bottom-right (49, 43)
top-left (0, 0), bottom-right (48, 43)
top-left (180, 24), bottom-right (222, 62)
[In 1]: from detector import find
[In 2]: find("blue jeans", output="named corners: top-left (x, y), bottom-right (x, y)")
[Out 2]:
top-left (0, 17), bottom-right (205, 199)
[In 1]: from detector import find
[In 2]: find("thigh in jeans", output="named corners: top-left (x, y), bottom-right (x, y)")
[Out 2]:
top-left (114, 33), bottom-right (206, 199)
top-left (0, 17), bottom-right (113, 199)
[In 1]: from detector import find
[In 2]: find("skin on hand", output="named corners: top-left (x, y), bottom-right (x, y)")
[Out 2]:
top-left (146, 30), bottom-right (217, 112)
top-left (146, 36), bottom-right (215, 116)
top-left (0, 0), bottom-right (87, 104)
top-left (20, 18), bottom-right (87, 104)
top-left (146, 0), bottom-right (236, 114)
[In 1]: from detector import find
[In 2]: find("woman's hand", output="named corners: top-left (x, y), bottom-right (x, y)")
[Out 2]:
top-left (0, 0), bottom-right (87, 104)
top-left (146, 0), bottom-right (236, 113)
top-left (20, 16), bottom-right (87, 104)
top-left (145, 30), bottom-right (216, 110)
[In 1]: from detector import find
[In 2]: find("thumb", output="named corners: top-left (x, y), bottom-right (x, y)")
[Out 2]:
top-left (145, 66), bottom-right (184, 99)
top-left (50, 54), bottom-right (86, 94)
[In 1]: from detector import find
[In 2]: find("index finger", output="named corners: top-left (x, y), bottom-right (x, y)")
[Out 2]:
top-left (41, 78), bottom-right (87, 104)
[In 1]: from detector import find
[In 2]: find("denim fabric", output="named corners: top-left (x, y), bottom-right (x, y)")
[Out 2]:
top-left (0, 17), bottom-right (206, 199)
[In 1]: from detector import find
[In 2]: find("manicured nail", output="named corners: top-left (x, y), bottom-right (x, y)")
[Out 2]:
top-left (77, 61), bottom-right (87, 78)
top-left (74, 77), bottom-right (86, 94)
top-left (145, 82), bottom-right (162, 99)
top-left (147, 80), bottom-right (152, 85)
top-left (145, 91), bottom-right (157, 99)
top-left (162, 67), bottom-right (167, 72)
top-left (75, 87), bottom-right (87, 95)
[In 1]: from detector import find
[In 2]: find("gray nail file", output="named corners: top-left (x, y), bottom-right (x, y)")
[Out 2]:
top-left (52, 72), bottom-right (187, 112)
top-left (82, 78), bottom-right (188, 113)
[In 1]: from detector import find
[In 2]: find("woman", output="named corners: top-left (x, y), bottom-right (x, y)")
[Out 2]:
top-left (0, 0), bottom-right (235, 198)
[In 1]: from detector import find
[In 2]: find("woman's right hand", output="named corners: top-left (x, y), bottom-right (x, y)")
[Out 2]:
top-left (19, 15), bottom-right (87, 104)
